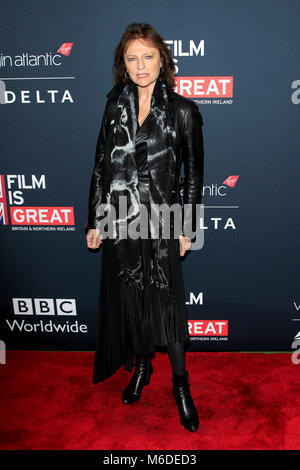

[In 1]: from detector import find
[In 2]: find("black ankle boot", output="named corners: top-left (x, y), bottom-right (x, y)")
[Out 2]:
top-left (172, 370), bottom-right (199, 432)
top-left (122, 354), bottom-right (153, 404)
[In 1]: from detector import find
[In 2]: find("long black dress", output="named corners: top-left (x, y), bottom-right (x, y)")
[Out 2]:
top-left (93, 111), bottom-right (190, 384)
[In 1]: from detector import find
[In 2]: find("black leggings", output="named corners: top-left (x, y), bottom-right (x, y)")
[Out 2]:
top-left (166, 341), bottom-right (186, 375)
top-left (136, 341), bottom-right (186, 375)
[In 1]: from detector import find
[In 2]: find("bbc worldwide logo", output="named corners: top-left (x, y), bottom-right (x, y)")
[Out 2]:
top-left (12, 298), bottom-right (77, 315)
top-left (6, 298), bottom-right (88, 335)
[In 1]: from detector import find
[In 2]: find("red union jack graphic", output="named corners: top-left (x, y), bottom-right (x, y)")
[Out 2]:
top-left (0, 174), bottom-right (9, 225)
top-left (57, 43), bottom-right (73, 56)
top-left (223, 175), bottom-right (239, 187)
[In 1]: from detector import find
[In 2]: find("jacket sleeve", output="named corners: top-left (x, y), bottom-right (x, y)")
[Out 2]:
top-left (86, 101), bottom-right (109, 230)
top-left (181, 102), bottom-right (204, 240)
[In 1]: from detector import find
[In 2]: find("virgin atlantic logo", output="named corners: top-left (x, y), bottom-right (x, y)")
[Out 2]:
top-left (223, 175), bottom-right (239, 188)
top-left (0, 42), bottom-right (74, 68)
top-left (57, 43), bottom-right (74, 56)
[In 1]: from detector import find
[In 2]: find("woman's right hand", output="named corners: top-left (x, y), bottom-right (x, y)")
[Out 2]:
top-left (86, 229), bottom-right (103, 249)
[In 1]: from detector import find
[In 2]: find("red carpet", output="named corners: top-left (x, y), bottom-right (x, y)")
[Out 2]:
top-left (0, 351), bottom-right (299, 450)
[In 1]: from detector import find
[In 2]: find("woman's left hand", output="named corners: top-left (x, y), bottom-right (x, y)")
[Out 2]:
top-left (179, 235), bottom-right (192, 257)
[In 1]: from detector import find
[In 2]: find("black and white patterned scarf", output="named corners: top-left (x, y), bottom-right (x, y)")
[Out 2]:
top-left (108, 78), bottom-right (177, 298)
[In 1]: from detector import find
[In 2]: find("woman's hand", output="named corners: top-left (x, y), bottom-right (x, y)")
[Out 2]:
top-left (179, 235), bottom-right (191, 256)
top-left (86, 229), bottom-right (103, 249)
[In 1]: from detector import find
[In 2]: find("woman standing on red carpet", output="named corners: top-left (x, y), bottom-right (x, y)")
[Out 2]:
top-left (86, 23), bottom-right (204, 432)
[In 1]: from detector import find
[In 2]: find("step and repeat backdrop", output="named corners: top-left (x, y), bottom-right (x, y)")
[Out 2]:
top-left (1, 0), bottom-right (299, 354)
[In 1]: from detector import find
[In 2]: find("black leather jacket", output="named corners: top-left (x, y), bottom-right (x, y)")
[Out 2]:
top-left (87, 81), bottom-right (204, 239)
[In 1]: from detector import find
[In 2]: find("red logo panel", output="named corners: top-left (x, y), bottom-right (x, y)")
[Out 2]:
top-left (175, 76), bottom-right (233, 98)
top-left (10, 207), bottom-right (75, 225)
top-left (57, 43), bottom-right (73, 56)
top-left (223, 175), bottom-right (239, 187)
top-left (188, 320), bottom-right (228, 336)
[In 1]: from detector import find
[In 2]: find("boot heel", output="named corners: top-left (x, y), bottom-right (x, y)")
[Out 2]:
top-left (122, 356), bottom-right (152, 404)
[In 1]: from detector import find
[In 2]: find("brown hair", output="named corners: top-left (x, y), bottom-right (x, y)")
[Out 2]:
top-left (112, 23), bottom-right (176, 89)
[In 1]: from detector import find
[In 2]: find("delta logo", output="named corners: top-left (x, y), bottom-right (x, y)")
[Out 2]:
top-left (0, 174), bottom-right (74, 226)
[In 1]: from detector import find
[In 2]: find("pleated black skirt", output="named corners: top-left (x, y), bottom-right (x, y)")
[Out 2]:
top-left (93, 112), bottom-right (190, 383)
top-left (92, 224), bottom-right (190, 384)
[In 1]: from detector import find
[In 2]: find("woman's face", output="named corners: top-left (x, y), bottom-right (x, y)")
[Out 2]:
top-left (123, 38), bottom-right (162, 88)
